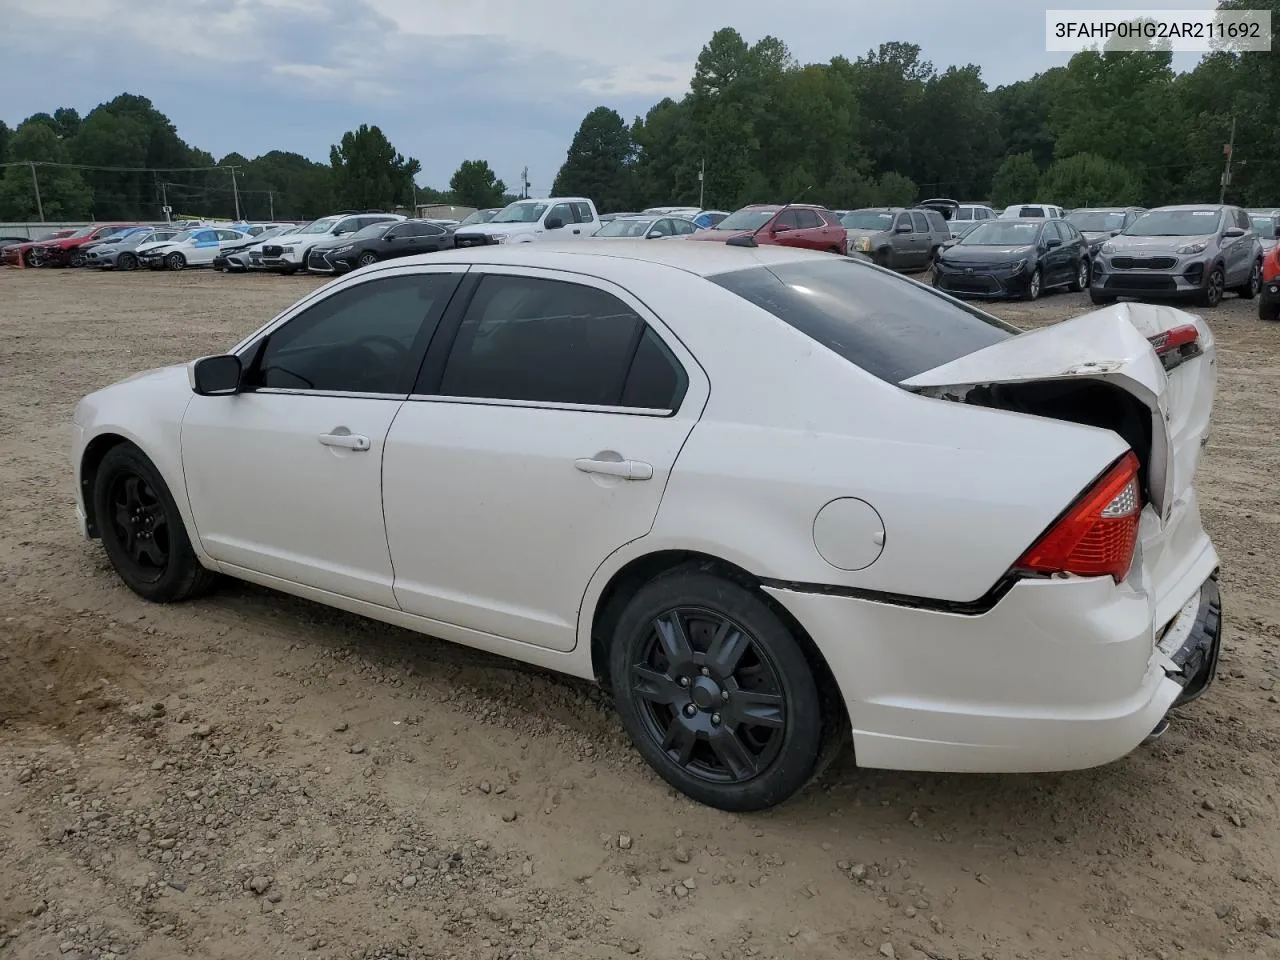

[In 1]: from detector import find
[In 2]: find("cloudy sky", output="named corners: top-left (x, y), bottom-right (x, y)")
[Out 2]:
top-left (2, 0), bottom-right (1215, 195)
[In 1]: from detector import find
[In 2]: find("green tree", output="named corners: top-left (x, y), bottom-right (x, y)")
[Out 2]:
top-left (990, 152), bottom-right (1042, 208)
top-left (551, 107), bottom-right (635, 210)
top-left (873, 171), bottom-right (918, 206)
top-left (448, 160), bottom-right (507, 208)
top-left (52, 107), bottom-right (81, 140)
top-left (990, 71), bottom-right (1066, 172)
top-left (912, 65), bottom-right (1000, 198)
top-left (0, 120), bottom-right (10, 162)
top-left (0, 121), bottom-right (92, 219)
top-left (849, 42), bottom-right (934, 177)
top-left (329, 124), bottom-right (421, 211)
top-left (1040, 153), bottom-right (1140, 208)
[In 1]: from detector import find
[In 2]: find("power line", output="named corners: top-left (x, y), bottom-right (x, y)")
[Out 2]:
top-left (0, 160), bottom-right (241, 173)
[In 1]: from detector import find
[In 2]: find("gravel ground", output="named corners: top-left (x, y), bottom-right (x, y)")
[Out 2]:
top-left (1, 267), bottom-right (1278, 960)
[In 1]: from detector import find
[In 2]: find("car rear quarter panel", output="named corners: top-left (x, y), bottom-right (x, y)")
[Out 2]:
top-left (580, 269), bottom-right (1130, 607)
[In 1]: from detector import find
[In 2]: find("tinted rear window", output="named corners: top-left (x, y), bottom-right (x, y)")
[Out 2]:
top-left (708, 259), bottom-right (1018, 384)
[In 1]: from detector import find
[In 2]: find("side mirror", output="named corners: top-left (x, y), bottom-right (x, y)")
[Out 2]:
top-left (894, 223), bottom-right (911, 233)
top-left (1223, 226), bottom-right (1246, 238)
top-left (647, 230), bottom-right (664, 239)
top-left (190, 355), bottom-right (242, 396)
top-left (1045, 237), bottom-right (1063, 248)
top-left (545, 216), bottom-right (564, 230)
top-left (772, 222), bottom-right (792, 233)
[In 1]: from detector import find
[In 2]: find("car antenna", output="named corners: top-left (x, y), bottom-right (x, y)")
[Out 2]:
top-left (727, 186), bottom-right (812, 248)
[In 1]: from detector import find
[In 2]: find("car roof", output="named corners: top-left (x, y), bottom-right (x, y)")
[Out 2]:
top-left (1151, 203), bottom-right (1226, 212)
top-left (988, 218), bottom-right (1048, 225)
top-left (739, 203), bottom-right (829, 211)
top-left (391, 238), bottom-right (834, 278)
top-left (1069, 206), bottom-right (1137, 213)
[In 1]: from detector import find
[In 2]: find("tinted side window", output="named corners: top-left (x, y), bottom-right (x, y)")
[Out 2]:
top-left (709, 259), bottom-right (1016, 384)
top-left (419, 223), bottom-right (446, 237)
top-left (925, 211), bottom-right (947, 232)
top-left (774, 210), bottom-right (800, 229)
top-left (547, 203), bottom-right (574, 225)
top-left (893, 213), bottom-right (911, 231)
top-left (1236, 208), bottom-right (1251, 230)
top-left (620, 328), bottom-right (688, 410)
top-left (956, 208), bottom-right (972, 221)
top-left (437, 275), bottom-right (648, 407)
top-left (252, 274), bottom-right (458, 394)
top-left (909, 212), bottom-right (929, 233)
top-left (794, 209), bottom-right (823, 229)
top-left (671, 218), bottom-right (697, 235)
top-left (571, 202), bottom-right (594, 223)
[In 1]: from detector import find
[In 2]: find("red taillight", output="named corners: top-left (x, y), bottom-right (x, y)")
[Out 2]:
top-left (1263, 248), bottom-right (1280, 283)
top-left (1147, 323), bottom-right (1198, 356)
top-left (1016, 452), bottom-right (1142, 583)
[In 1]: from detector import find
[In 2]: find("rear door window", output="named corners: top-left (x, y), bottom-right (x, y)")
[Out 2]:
top-left (708, 259), bottom-right (1017, 384)
top-left (794, 209), bottom-right (823, 229)
top-left (909, 212), bottom-right (930, 233)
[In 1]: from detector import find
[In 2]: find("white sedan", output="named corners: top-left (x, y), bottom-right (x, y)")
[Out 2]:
top-left (136, 227), bottom-right (252, 270)
top-left (71, 242), bottom-right (1222, 811)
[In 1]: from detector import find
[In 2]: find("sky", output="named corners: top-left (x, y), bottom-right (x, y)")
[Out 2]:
top-left (2, 0), bottom-right (1217, 197)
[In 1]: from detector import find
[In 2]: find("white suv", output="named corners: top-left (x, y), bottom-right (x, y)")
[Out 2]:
top-left (261, 212), bottom-right (404, 274)
top-left (453, 197), bottom-right (601, 247)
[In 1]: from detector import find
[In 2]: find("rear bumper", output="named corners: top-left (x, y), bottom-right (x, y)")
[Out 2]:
top-left (765, 536), bottom-right (1221, 774)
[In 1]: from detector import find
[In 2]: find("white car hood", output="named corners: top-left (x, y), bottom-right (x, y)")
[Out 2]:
top-left (456, 221), bottom-right (538, 237)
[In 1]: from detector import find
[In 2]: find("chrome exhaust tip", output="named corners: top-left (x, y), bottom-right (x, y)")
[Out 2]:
top-left (1143, 716), bottom-right (1170, 745)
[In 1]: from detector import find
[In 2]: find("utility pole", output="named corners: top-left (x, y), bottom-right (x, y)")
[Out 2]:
top-left (521, 166), bottom-right (530, 200)
top-left (698, 158), bottom-right (705, 209)
top-left (229, 166), bottom-right (242, 220)
top-left (159, 180), bottom-right (171, 223)
top-left (268, 189), bottom-right (275, 221)
top-left (29, 162), bottom-right (45, 222)
top-left (1219, 116), bottom-right (1236, 204)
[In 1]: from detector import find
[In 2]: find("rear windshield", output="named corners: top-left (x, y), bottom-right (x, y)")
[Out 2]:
top-left (709, 259), bottom-right (1017, 384)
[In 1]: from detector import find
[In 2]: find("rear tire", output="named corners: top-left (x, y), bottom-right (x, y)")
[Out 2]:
top-left (608, 567), bottom-right (824, 812)
top-left (91, 443), bottom-right (218, 604)
top-left (1236, 259), bottom-right (1261, 300)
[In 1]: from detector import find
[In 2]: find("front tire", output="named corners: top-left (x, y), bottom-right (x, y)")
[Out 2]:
top-left (357, 252), bottom-right (378, 268)
top-left (1021, 267), bottom-right (1042, 301)
top-left (166, 252), bottom-right (187, 271)
top-left (117, 252), bottom-right (138, 271)
top-left (608, 568), bottom-right (823, 812)
top-left (91, 443), bottom-right (217, 603)
top-left (1260, 298), bottom-right (1280, 322)
top-left (1197, 264), bottom-right (1224, 307)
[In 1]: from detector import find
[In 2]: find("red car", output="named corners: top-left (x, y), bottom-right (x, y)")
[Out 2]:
top-left (1261, 244), bottom-right (1280, 321)
top-left (35, 223), bottom-right (141, 267)
top-left (688, 203), bottom-right (847, 253)
top-left (2, 229), bottom-right (75, 267)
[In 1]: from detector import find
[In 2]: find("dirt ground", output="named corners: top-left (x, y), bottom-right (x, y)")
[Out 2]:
top-left (0, 266), bottom-right (1277, 960)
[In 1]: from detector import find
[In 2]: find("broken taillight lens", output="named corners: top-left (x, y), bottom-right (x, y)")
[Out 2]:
top-left (1016, 452), bottom-right (1142, 583)
top-left (1147, 323), bottom-right (1201, 373)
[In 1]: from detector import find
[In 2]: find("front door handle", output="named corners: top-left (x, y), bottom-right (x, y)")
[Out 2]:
top-left (575, 457), bottom-right (653, 480)
top-left (319, 432), bottom-right (370, 451)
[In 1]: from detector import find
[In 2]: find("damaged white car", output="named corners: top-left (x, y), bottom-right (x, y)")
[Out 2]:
top-left (70, 242), bottom-right (1221, 811)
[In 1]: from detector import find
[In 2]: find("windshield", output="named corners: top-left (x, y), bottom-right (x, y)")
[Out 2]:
top-left (1125, 209), bottom-right (1221, 236)
top-left (596, 218), bottom-right (654, 237)
top-left (841, 211), bottom-right (895, 230)
top-left (491, 202), bottom-right (548, 224)
top-left (713, 208), bottom-right (777, 232)
top-left (959, 221), bottom-right (1042, 246)
top-left (709, 259), bottom-right (1017, 384)
top-left (298, 217), bottom-right (340, 235)
top-left (1068, 211), bottom-right (1126, 231)
top-left (459, 209), bottom-right (498, 226)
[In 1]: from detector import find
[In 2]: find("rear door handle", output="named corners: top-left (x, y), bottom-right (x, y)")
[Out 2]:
top-left (319, 432), bottom-right (370, 451)
top-left (575, 458), bottom-right (653, 480)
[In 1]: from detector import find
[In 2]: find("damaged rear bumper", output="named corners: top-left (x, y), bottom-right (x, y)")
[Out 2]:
top-left (1160, 573), bottom-right (1222, 708)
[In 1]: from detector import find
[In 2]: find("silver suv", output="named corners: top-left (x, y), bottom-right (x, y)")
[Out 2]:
top-left (1090, 204), bottom-right (1263, 308)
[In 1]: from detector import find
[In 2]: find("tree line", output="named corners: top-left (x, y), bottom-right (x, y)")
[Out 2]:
top-left (0, 95), bottom-right (517, 222)
top-left (3, 1), bottom-right (1277, 223)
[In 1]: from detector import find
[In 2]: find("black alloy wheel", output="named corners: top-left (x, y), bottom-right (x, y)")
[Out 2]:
top-left (357, 252), bottom-right (378, 267)
top-left (1070, 257), bottom-right (1089, 292)
top-left (92, 443), bottom-right (218, 603)
top-left (1238, 260), bottom-right (1261, 300)
top-left (117, 252), bottom-right (138, 271)
top-left (610, 569), bottom-right (823, 811)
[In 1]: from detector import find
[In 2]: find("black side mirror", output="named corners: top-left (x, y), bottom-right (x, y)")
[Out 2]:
top-left (1045, 237), bottom-right (1063, 248)
top-left (545, 216), bottom-right (564, 230)
top-left (191, 354), bottom-right (242, 396)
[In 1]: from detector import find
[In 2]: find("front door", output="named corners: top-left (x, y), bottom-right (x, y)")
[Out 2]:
top-left (181, 269), bottom-right (462, 605)
top-left (382, 268), bottom-right (708, 651)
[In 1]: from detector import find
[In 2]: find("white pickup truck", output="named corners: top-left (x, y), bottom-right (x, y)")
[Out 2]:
top-left (452, 197), bottom-right (601, 247)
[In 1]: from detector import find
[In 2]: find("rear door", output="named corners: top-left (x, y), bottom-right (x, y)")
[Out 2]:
top-left (381, 268), bottom-right (709, 652)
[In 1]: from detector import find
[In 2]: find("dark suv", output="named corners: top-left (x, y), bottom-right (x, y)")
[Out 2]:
top-left (1090, 204), bottom-right (1262, 308)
